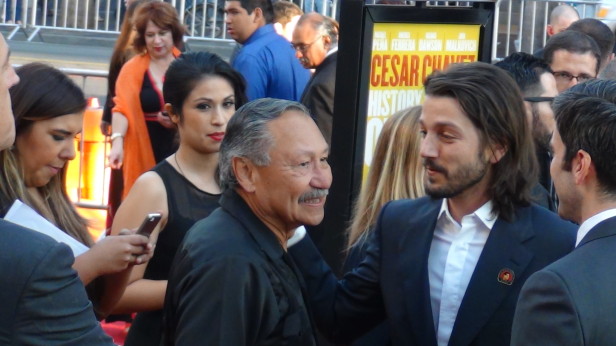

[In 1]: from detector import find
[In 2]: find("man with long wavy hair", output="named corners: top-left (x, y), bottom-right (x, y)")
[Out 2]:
top-left (289, 62), bottom-right (577, 346)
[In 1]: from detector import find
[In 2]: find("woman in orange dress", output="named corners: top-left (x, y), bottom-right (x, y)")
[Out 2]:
top-left (108, 1), bottom-right (184, 197)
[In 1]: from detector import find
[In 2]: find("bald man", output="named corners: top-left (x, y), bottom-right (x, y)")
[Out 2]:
top-left (547, 4), bottom-right (579, 37)
top-left (535, 4), bottom-right (580, 59)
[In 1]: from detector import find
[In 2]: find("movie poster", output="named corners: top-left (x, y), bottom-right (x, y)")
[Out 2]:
top-left (363, 23), bottom-right (481, 176)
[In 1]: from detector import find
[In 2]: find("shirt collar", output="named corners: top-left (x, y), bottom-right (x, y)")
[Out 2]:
top-left (576, 208), bottom-right (616, 246)
top-left (245, 24), bottom-right (274, 45)
top-left (325, 46), bottom-right (338, 58)
top-left (437, 199), bottom-right (498, 229)
top-left (219, 188), bottom-right (285, 259)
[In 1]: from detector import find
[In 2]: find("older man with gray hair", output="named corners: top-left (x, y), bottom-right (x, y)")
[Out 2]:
top-left (293, 12), bottom-right (339, 145)
top-left (162, 98), bottom-right (331, 345)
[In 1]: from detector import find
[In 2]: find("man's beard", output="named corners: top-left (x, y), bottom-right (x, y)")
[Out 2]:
top-left (531, 103), bottom-right (551, 152)
top-left (423, 154), bottom-right (490, 199)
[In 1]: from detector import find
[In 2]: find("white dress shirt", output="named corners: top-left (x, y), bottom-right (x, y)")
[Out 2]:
top-left (575, 208), bottom-right (616, 247)
top-left (428, 199), bottom-right (497, 346)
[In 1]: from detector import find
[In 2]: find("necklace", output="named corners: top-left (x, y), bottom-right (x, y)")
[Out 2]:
top-left (174, 154), bottom-right (186, 178)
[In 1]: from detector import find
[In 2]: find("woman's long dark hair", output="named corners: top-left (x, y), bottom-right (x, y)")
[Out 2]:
top-left (0, 63), bottom-right (91, 246)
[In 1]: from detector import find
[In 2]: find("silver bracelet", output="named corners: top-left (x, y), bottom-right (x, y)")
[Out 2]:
top-left (110, 132), bottom-right (124, 141)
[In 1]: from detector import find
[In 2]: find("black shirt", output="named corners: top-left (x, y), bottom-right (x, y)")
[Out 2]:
top-left (163, 189), bottom-right (317, 345)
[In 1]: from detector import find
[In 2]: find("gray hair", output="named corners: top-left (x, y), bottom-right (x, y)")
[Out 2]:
top-left (219, 98), bottom-right (312, 190)
top-left (297, 12), bottom-right (339, 47)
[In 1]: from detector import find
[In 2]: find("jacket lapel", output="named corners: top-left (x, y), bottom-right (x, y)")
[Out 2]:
top-left (448, 206), bottom-right (535, 346)
top-left (395, 198), bottom-right (441, 346)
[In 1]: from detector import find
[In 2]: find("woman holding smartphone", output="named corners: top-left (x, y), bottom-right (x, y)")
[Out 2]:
top-left (0, 63), bottom-right (152, 320)
top-left (110, 51), bottom-right (247, 346)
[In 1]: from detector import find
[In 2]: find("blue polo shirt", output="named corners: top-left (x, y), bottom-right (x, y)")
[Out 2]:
top-left (233, 24), bottom-right (310, 101)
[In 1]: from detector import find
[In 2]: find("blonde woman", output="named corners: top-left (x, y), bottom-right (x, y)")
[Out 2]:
top-left (344, 105), bottom-right (424, 346)
top-left (347, 105), bottom-right (425, 249)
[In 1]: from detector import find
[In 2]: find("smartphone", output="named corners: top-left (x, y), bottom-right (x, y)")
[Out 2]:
top-left (136, 213), bottom-right (162, 238)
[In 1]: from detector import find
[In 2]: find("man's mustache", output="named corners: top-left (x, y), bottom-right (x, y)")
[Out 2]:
top-left (423, 158), bottom-right (447, 174)
top-left (298, 189), bottom-right (329, 203)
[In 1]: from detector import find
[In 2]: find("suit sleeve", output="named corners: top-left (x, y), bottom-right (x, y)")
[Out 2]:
top-left (233, 53), bottom-right (268, 101)
top-left (304, 80), bottom-right (334, 145)
top-left (289, 219), bottom-right (386, 343)
top-left (171, 256), bottom-right (275, 345)
top-left (511, 269), bottom-right (583, 346)
top-left (14, 242), bottom-right (113, 345)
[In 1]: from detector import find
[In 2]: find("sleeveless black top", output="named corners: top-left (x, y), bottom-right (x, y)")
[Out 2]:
top-left (124, 160), bottom-right (220, 346)
top-left (146, 159), bottom-right (220, 279)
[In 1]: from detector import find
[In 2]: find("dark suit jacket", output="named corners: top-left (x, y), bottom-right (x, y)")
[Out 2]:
top-left (512, 216), bottom-right (616, 346)
top-left (0, 219), bottom-right (113, 345)
top-left (290, 197), bottom-right (577, 346)
top-left (300, 51), bottom-right (337, 145)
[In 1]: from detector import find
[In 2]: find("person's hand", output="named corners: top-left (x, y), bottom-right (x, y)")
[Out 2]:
top-left (89, 232), bottom-right (152, 276)
top-left (117, 228), bottom-right (156, 264)
top-left (100, 120), bottom-right (111, 136)
top-left (108, 139), bottom-right (124, 169)
top-left (156, 111), bottom-right (175, 129)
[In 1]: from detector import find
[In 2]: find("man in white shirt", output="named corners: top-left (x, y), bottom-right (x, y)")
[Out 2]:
top-left (512, 79), bottom-right (616, 345)
top-left (290, 62), bottom-right (577, 346)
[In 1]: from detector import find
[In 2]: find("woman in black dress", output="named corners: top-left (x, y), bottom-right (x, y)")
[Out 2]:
top-left (110, 51), bottom-right (246, 345)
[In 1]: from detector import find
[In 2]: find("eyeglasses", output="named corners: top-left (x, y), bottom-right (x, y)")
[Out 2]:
top-left (552, 71), bottom-right (594, 84)
top-left (291, 35), bottom-right (323, 53)
top-left (524, 96), bottom-right (555, 104)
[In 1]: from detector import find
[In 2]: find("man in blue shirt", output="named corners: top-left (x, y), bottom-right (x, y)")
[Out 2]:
top-left (225, 0), bottom-right (310, 101)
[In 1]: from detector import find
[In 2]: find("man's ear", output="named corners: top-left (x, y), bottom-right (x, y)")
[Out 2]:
top-left (546, 24), bottom-right (555, 37)
top-left (323, 34), bottom-right (332, 47)
top-left (572, 149), bottom-right (593, 185)
top-left (487, 144), bottom-right (507, 164)
top-left (252, 7), bottom-right (263, 23)
top-left (232, 157), bottom-right (257, 192)
top-left (165, 103), bottom-right (180, 125)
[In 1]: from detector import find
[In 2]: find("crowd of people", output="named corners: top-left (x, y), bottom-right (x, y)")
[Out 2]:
top-left (2, 0), bottom-right (616, 345)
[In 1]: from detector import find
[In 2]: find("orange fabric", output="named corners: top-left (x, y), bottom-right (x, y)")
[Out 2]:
top-left (112, 48), bottom-right (181, 198)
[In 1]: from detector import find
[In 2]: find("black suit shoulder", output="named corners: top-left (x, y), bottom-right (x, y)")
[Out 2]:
top-left (300, 52), bottom-right (338, 144)
top-left (543, 218), bottom-right (616, 275)
top-left (0, 220), bottom-right (112, 345)
top-left (512, 218), bottom-right (616, 345)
